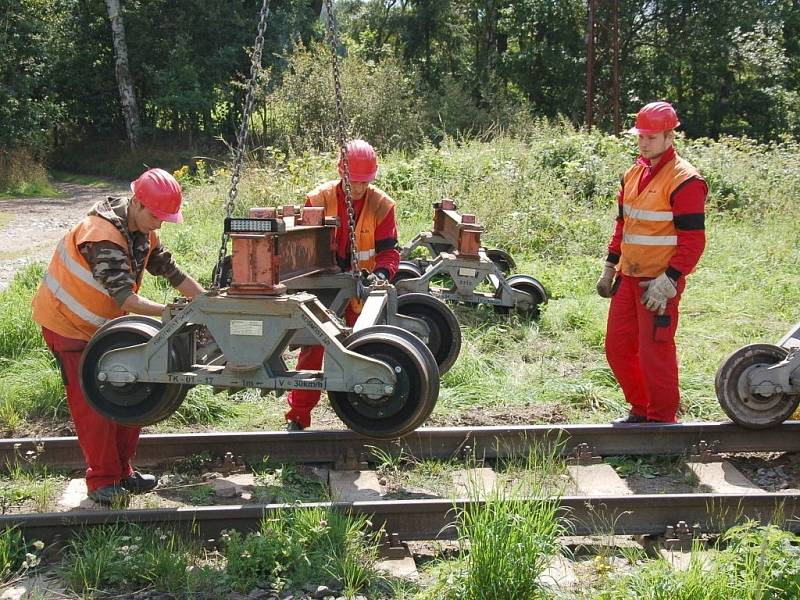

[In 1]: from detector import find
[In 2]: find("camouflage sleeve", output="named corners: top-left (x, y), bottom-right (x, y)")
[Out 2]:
top-left (78, 241), bottom-right (136, 307)
top-left (145, 241), bottom-right (187, 288)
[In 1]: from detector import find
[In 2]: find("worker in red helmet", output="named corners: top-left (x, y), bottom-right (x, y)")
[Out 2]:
top-left (31, 167), bottom-right (204, 505)
top-left (285, 139), bottom-right (400, 431)
top-left (596, 101), bottom-right (707, 424)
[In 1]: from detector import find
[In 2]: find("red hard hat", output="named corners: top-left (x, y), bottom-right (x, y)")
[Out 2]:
top-left (130, 168), bottom-right (183, 223)
top-left (627, 101), bottom-right (681, 135)
top-left (338, 139), bottom-right (378, 183)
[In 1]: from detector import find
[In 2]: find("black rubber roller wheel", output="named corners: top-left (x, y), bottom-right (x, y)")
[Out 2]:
top-left (328, 325), bottom-right (439, 439)
top-left (496, 274), bottom-right (548, 318)
top-left (392, 260), bottom-right (423, 285)
top-left (80, 317), bottom-right (189, 426)
top-left (397, 293), bottom-right (461, 375)
top-left (485, 248), bottom-right (516, 275)
top-left (715, 343), bottom-right (799, 429)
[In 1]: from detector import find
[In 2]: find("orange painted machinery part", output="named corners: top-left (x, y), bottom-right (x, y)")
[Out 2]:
top-left (229, 206), bottom-right (337, 296)
top-left (432, 199), bottom-right (484, 258)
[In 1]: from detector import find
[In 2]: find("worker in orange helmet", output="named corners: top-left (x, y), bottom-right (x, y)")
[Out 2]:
top-left (31, 168), bottom-right (204, 505)
top-left (596, 101), bottom-right (707, 424)
top-left (285, 139), bottom-right (400, 431)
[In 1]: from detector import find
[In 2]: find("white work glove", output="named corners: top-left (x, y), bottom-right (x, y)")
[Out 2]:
top-left (639, 272), bottom-right (677, 314)
top-left (596, 261), bottom-right (617, 298)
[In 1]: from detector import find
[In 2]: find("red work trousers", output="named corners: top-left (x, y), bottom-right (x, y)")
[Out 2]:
top-left (42, 327), bottom-right (139, 491)
top-left (604, 274), bottom-right (686, 423)
top-left (286, 306), bottom-right (358, 428)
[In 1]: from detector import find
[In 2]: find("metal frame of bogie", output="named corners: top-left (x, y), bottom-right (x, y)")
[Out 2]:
top-left (400, 230), bottom-right (517, 275)
top-left (214, 255), bottom-right (463, 375)
top-left (716, 322), bottom-right (800, 429)
top-left (79, 291), bottom-right (440, 439)
top-left (393, 254), bottom-right (547, 318)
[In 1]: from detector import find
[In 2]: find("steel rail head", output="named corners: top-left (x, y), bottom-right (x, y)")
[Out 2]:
top-left (4, 492), bottom-right (800, 546)
top-left (6, 422), bottom-right (800, 469)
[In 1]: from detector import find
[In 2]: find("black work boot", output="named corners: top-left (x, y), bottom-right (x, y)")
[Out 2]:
top-left (121, 471), bottom-right (158, 494)
top-left (88, 484), bottom-right (131, 507)
top-left (612, 412), bottom-right (649, 424)
top-left (286, 420), bottom-right (305, 432)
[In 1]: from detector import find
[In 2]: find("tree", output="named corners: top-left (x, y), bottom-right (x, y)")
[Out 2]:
top-left (104, 0), bottom-right (141, 149)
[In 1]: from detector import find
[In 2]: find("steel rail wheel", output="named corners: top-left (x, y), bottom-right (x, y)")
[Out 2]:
top-left (80, 317), bottom-right (188, 426)
top-left (485, 248), bottom-right (516, 275)
top-left (715, 343), bottom-right (799, 429)
top-left (392, 260), bottom-right (424, 285)
top-left (329, 325), bottom-right (439, 439)
top-left (397, 293), bottom-right (461, 375)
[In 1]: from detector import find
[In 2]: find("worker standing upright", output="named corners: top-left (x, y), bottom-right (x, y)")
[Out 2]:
top-left (285, 140), bottom-right (400, 431)
top-left (31, 168), bottom-right (204, 505)
top-left (596, 102), bottom-right (707, 424)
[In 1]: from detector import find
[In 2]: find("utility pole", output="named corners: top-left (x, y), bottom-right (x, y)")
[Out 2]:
top-left (585, 0), bottom-right (620, 135)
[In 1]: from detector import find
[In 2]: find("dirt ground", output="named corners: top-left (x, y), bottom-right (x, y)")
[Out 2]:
top-left (0, 180), bottom-right (127, 290)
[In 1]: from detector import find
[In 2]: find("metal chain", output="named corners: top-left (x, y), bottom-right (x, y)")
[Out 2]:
top-left (324, 0), bottom-right (359, 276)
top-left (212, 0), bottom-right (271, 290)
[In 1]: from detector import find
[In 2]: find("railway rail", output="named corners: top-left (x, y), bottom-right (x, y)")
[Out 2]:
top-left (3, 421), bottom-right (800, 554)
top-left (4, 421), bottom-right (800, 469)
top-left (4, 493), bottom-right (799, 546)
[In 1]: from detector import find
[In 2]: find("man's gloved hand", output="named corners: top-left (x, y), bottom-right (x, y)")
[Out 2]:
top-left (639, 272), bottom-right (677, 314)
top-left (363, 269), bottom-right (389, 286)
top-left (596, 261), bottom-right (617, 298)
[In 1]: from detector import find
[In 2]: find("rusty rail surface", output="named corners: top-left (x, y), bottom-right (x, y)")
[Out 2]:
top-left (4, 492), bottom-right (799, 545)
top-left (4, 422), bottom-right (800, 469)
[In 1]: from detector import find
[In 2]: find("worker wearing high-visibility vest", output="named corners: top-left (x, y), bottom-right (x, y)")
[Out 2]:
top-left (596, 102), bottom-right (707, 424)
top-left (285, 140), bottom-right (400, 431)
top-left (31, 168), bottom-right (204, 505)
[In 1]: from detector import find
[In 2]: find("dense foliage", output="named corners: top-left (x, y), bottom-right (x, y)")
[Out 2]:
top-left (1, 0), bottom-right (799, 169)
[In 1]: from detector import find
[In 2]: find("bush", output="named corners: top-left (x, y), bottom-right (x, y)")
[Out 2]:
top-left (257, 41), bottom-right (426, 153)
top-left (0, 150), bottom-right (57, 197)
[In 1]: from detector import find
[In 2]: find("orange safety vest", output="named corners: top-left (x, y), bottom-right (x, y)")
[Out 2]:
top-left (32, 216), bottom-right (156, 341)
top-left (306, 180), bottom-right (394, 314)
top-left (619, 154), bottom-right (702, 278)
top-left (306, 180), bottom-right (395, 272)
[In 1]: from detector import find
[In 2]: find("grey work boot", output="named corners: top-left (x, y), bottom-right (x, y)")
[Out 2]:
top-left (121, 471), bottom-right (157, 494)
top-left (612, 412), bottom-right (649, 424)
top-left (88, 484), bottom-right (131, 507)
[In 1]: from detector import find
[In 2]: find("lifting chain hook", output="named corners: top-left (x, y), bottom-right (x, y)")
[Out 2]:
top-left (324, 0), bottom-right (359, 277)
top-left (211, 0), bottom-right (271, 290)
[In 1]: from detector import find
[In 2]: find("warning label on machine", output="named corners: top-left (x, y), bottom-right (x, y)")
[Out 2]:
top-left (230, 319), bottom-right (263, 336)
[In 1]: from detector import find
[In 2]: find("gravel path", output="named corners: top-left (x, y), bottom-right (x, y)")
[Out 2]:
top-left (0, 180), bottom-right (128, 290)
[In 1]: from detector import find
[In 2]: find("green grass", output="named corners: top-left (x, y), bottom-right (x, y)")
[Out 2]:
top-left (251, 463), bottom-right (329, 503)
top-left (0, 526), bottom-right (44, 584)
top-left (49, 170), bottom-right (120, 187)
top-left (590, 522), bottom-right (800, 599)
top-left (2, 124), bottom-right (800, 434)
top-left (0, 459), bottom-right (67, 513)
top-left (220, 507), bottom-right (383, 596)
top-left (62, 523), bottom-right (218, 597)
top-left (421, 450), bottom-right (566, 600)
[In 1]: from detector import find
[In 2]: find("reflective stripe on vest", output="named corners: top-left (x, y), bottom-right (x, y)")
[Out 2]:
top-left (619, 154), bottom-right (700, 277)
top-left (55, 240), bottom-right (111, 296)
top-left (31, 214), bottom-right (152, 340)
top-left (622, 205), bottom-right (674, 221)
top-left (306, 180), bottom-right (394, 272)
top-left (43, 271), bottom-right (107, 327)
top-left (622, 233), bottom-right (677, 246)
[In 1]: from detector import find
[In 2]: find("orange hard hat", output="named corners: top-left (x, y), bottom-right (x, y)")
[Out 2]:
top-left (130, 168), bottom-right (183, 223)
top-left (338, 139), bottom-right (378, 183)
top-left (627, 101), bottom-right (681, 135)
